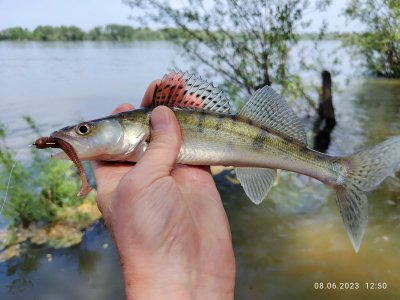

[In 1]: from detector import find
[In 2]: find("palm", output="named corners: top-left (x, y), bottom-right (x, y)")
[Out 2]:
top-left (95, 162), bottom-right (234, 279)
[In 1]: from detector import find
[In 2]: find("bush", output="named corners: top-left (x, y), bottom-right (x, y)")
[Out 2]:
top-left (345, 0), bottom-right (400, 78)
top-left (0, 119), bottom-right (84, 227)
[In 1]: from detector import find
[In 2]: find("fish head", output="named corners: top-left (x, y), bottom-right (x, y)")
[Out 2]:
top-left (51, 114), bottom-right (149, 161)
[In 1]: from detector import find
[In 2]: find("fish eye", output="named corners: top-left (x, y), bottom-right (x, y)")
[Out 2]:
top-left (76, 123), bottom-right (91, 135)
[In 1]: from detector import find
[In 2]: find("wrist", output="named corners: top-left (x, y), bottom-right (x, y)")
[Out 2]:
top-left (119, 252), bottom-right (235, 300)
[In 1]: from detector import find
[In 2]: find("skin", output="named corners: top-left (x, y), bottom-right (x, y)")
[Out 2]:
top-left (92, 81), bottom-right (236, 300)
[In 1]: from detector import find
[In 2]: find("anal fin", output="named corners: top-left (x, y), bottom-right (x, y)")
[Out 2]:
top-left (236, 167), bottom-right (277, 204)
top-left (334, 185), bottom-right (368, 253)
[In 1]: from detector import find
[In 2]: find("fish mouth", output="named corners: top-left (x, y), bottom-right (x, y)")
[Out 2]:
top-left (49, 131), bottom-right (81, 160)
top-left (33, 133), bottom-right (93, 197)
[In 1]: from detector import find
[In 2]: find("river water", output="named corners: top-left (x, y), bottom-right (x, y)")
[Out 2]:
top-left (0, 41), bottom-right (399, 300)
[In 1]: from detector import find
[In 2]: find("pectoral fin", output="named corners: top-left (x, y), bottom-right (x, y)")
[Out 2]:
top-left (236, 167), bottom-right (277, 204)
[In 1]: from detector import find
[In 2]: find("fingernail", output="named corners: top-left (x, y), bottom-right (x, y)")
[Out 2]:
top-left (151, 107), bottom-right (170, 131)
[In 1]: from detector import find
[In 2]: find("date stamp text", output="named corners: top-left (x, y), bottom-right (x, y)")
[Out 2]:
top-left (313, 282), bottom-right (388, 290)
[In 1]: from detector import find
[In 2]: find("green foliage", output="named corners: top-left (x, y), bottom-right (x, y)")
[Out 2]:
top-left (0, 27), bottom-right (31, 41)
top-left (125, 0), bottom-right (330, 104)
top-left (0, 25), bottom-right (185, 42)
top-left (86, 26), bottom-right (103, 41)
top-left (0, 120), bottom-right (83, 227)
top-left (31, 26), bottom-right (58, 41)
top-left (104, 24), bottom-right (136, 41)
top-left (344, 0), bottom-right (400, 78)
top-left (32, 25), bottom-right (85, 41)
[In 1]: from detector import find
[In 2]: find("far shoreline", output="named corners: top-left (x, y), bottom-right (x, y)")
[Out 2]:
top-left (0, 24), bottom-right (352, 43)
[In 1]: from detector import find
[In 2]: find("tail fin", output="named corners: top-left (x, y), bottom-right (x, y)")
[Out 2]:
top-left (336, 136), bottom-right (400, 252)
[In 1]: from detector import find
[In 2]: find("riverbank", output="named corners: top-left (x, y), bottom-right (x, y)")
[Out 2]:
top-left (0, 194), bottom-right (101, 262)
top-left (0, 166), bottom-right (233, 263)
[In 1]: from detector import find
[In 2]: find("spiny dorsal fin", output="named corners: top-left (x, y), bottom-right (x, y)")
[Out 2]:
top-left (236, 167), bottom-right (277, 204)
top-left (239, 86), bottom-right (307, 145)
top-left (153, 71), bottom-right (231, 113)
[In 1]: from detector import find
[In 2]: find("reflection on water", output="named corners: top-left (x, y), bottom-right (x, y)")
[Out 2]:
top-left (0, 222), bottom-right (125, 299)
top-left (352, 80), bottom-right (400, 144)
top-left (218, 173), bottom-right (400, 299)
top-left (0, 42), bottom-right (399, 299)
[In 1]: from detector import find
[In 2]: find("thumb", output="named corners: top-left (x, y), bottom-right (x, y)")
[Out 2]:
top-left (133, 106), bottom-right (181, 183)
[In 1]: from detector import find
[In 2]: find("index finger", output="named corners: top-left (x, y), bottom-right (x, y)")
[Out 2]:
top-left (141, 79), bottom-right (161, 107)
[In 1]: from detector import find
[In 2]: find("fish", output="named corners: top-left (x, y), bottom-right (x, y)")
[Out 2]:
top-left (35, 71), bottom-right (400, 252)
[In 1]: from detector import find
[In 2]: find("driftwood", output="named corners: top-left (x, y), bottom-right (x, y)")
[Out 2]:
top-left (313, 70), bottom-right (336, 152)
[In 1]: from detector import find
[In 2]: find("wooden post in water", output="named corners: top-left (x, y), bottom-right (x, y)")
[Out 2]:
top-left (313, 70), bottom-right (336, 152)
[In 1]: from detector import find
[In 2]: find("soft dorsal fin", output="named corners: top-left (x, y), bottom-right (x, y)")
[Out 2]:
top-left (239, 86), bottom-right (307, 145)
top-left (153, 71), bottom-right (231, 113)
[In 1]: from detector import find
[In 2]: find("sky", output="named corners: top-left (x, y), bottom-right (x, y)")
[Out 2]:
top-left (0, 0), bottom-right (355, 32)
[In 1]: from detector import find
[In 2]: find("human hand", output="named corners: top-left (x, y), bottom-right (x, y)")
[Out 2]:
top-left (92, 81), bottom-right (236, 300)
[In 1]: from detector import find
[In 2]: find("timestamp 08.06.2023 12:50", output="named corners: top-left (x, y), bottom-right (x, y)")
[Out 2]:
top-left (314, 282), bottom-right (388, 290)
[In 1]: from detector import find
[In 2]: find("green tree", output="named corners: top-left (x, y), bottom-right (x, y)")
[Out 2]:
top-left (132, 27), bottom-right (165, 40)
top-left (125, 0), bottom-right (331, 103)
top-left (0, 27), bottom-right (30, 40)
top-left (103, 24), bottom-right (136, 41)
top-left (87, 26), bottom-right (104, 40)
top-left (58, 26), bottom-right (85, 41)
top-left (345, 0), bottom-right (400, 78)
top-left (32, 26), bottom-right (58, 41)
top-left (160, 27), bottom-right (187, 40)
top-left (31, 26), bottom-right (85, 41)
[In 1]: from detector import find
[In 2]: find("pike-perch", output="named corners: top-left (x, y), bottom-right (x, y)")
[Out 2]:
top-left (35, 71), bottom-right (400, 252)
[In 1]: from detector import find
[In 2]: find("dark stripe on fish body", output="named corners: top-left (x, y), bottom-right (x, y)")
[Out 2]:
top-left (229, 114), bottom-right (238, 121)
top-left (246, 118), bottom-right (254, 126)
top-left (215, 114), bottom-right (225, 131)
top-left (299, 146), bottom-right (308, 154)
top-left (281, 136), bottom-right (292, 146)
top-left (314, 153), bottom-right (325, 162)
top-left (252, 128), bottom-right (267, 151)
top-left (197, 112), bottom-right (207, 133)
top-left (229, 114), bottom-right (238, 129)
